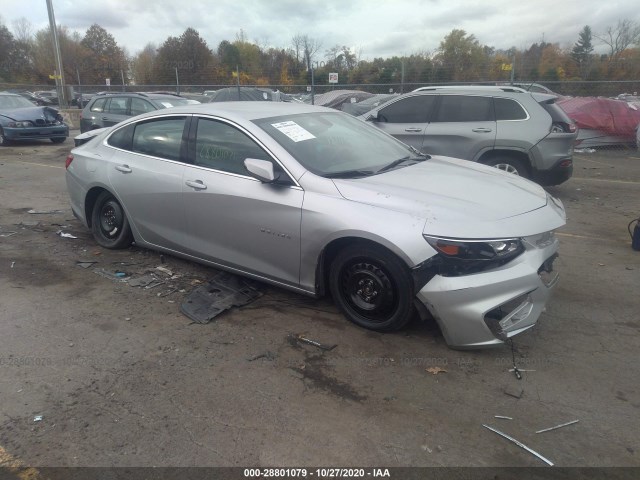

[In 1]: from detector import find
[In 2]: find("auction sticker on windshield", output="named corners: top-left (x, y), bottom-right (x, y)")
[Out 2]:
top-left (271, 121), bottom-right (315, 142)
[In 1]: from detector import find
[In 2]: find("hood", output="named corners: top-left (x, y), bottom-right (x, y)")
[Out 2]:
top-left (0, 106), bottom-right (61, 122)
top-left (332, 156), bottom-right (565, 238)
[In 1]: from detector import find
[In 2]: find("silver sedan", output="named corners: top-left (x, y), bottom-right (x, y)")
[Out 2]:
top-left (65, 102), bottom-right (566, 348)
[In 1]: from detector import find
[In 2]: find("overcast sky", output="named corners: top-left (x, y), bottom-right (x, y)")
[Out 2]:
top-left (2, 0), bottom-right (640, 59)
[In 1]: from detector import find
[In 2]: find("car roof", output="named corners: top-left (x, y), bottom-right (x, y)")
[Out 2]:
top-left (412, 85), bottom-right (529, 93)
top-left (125, 101), bottom-right (334, 122)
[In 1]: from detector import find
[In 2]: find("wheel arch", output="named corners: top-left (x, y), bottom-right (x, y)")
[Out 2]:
top-left (478, 149), bottom-right (532, 176)
top-left (314, 236), bottom-right (413, 298)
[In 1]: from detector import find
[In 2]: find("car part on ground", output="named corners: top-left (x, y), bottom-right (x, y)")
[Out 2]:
top-left (0, 92), bottom-right (69, 145)
top-left (65, 102), bottom-right (565, 348)
top-left (357, 86), bottom-right (577, 186)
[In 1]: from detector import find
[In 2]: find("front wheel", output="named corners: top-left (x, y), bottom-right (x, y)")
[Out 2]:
top-left (91, 191), bottom-right (133, 249)
top-left (329, 244), bottom-right (414, 332)
top-left (0, 128), bottom-right (10, 146)
top-left (486, 156), bottom-right (530, 179)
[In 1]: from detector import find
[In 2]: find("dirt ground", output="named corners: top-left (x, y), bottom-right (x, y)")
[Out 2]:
top-left (0, 136), bottom-right (639, 470)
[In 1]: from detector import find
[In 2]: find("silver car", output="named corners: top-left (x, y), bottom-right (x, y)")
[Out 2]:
top-left (65, 102), bottom-right (566, 348)
top-left (358, 86), bottom-right (577, 186)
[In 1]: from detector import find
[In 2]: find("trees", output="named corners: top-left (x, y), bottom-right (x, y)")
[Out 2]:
top-left (595, 20), bottom-right (640, 64)
top-left (434, 29), bottom-right (487, 81)
top-left (154, 28), bottom-right (214, 85)
top-left (80, 24), bottom-right (128, 85)
top-left (131, 43), bottom-right (157, 85)
top-left (571, 26), bottom-right (594, 79)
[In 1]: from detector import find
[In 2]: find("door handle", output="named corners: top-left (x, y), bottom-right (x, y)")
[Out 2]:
top-left (404, 127), bottom-right (422, 132)
top-left (185, 180), bottom-right (207, 190)
top-left (472, 128), bottom-right (492, 133)
top-left (115, 164), bottom-right (132, 173)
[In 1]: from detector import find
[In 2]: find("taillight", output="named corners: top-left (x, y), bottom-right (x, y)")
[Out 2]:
top-left (551, 122), bottom-right (577, 133)
top-left (65, 154), bottom-right (74, 169)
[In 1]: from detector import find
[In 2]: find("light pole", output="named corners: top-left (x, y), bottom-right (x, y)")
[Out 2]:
top-left (46, 0), bottom-right (67, 108)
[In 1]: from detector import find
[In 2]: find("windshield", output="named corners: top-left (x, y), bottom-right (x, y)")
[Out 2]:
top-left (253, 112), bottom-right (417, 177)
top-left (0, 95), bottom-right (38, 109)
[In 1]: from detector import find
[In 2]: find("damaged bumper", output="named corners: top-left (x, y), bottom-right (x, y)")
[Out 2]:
top-left (416, 233), bottom-right (560, 349)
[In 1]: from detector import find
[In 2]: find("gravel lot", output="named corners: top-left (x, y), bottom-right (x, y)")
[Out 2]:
top-left (0, 136), bottom-right (639, 470)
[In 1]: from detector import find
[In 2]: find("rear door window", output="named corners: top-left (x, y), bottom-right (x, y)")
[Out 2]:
top-left (434, 95), bottom-right (494, 122)
top-left (130, 98), bottom-right (156, 116)
top-left (131, 117), bottom-right (187, 161)
top-left (90, 98), bottom-right (108, 113)
top-left (107, 97), bottom-right (129, 115)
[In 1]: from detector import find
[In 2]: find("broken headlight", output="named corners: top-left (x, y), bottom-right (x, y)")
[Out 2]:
top-left (423, 236), bottom-right (524, 276)
top-left (8, 121), bottom-right (34, 128)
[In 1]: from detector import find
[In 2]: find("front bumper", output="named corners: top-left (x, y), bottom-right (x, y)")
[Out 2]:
top-left (4, 124), bottom-right (68, 141)
top-left (416, 233), bottom-right (560, 349)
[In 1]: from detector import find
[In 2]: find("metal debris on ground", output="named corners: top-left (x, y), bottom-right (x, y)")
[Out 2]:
top-left (425, 366), bottom-right (447, 375)
top-left (155, 266), bottom-right (173, 276)
top-left (28, 209), bottom-right (65, 214)
top-left (56, 230), bottom-right (78, 239)
top-left (482, 424), bottom-right (554, 466)
top-left (10, 261), bottom-right (15, 268)
top-left (247, 351), bottom-right (276, 362)
top-left (296, 334), bottom-right (338, 351)
top-left (508, 368), bottom-right (536, 373)
top-left (180, 271), bottom-right (261, 324)
top-left (93, 268), bottom-right (129, 282)
top-left (0, 231), bottom-right (17, 237)
top-left (33, 415), bottom-right (43, 422)
top-left (495, 416), bottom-right (513, 420)
top-left (76, 261), bottom-right (98, 269)
top-left (127, 275), bottom-right (157, 287)
top-left (503, 385), bottom-right (524, 399)
top-left (535, 419), bottom-right (579, 434)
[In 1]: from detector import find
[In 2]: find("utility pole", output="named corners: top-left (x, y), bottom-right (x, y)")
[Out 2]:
top-left (236, 65), bottom-right (241, 100)
top-left (175, 67), bottom-right (180, 95)
top-left (46, 0), bottom-right (67, 108)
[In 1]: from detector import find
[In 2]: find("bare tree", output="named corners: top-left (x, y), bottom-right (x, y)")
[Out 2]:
top-left (291, 34), bottom-right (304, 66)
top-left (595, 19), bottom-right (640, 62)
top-left (300, 35), bottom-right (321, 71)
top-left (12, 17), bottom-right (33, 43)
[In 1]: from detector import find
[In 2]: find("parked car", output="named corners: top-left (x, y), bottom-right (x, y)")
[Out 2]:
top-left (33, 90), bottom-right (59, 105)
top-left (359, 86), bottom-right (577, 186)
top-left (66, 102), bottom-right (566, 348)
top-left (79, 92), bottom-right (198, 133)
top-left (12, 90), bottom-right (55, 106)
top-left (0, 92), bottom-right (68, 146)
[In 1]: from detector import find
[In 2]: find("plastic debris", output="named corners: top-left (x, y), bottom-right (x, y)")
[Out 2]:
top-left (11, 261), bottom-right (15, 268)
top-left (93, 268), bottom-right (129, 282)
top-left (425, 366), bottom-right (447, 375)
top-left (181, 271), bottom-right (261, 324)
top-left (494, 415), bottom-right (513, 420)
top-left (128, 275), bottom-right (157, 287)
top-left (535, 419), bottom-right (579, 434)
top-left (0, 232), bottom-right (17, 237)
top-left (296, 334), bottom-right (337, 351)
top-left (482, 424), bottom-right (553, 466)
top-left (33, 415), bottom-right (43, 422)
top-left (76, 261), bottom-right (98, 269)
top-left (56, 230), bottom-right (78, 239)
top-left (155, 266), bottom-right (173, 276)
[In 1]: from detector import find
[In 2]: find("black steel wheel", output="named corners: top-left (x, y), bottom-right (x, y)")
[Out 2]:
top-left (329, 244), bottom-right (414, 332)
top-left (91, 191), bottom-right (133, 249)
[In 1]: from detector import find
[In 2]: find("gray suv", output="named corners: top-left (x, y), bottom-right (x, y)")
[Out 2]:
top-left (359, 86), bottom-right (577, 186)
top-left (80, 92), bottom-right (195, 133)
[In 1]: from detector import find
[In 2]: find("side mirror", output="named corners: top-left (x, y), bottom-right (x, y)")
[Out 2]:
top-left (244, 158), bottom-right (278, 183)
top-left (365, 110), bottom-right (379, 122)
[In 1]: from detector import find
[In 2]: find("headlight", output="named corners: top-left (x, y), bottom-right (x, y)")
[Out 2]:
top-left (7, 121), bottom-right (33, 128)
top-left (423, 235), bottom-right (525, 276)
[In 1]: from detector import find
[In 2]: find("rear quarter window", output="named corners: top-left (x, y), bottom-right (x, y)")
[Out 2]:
top-left (494, 98), bottom-right (528, 120)
top-left (90, 98), bottom-right (108, 113)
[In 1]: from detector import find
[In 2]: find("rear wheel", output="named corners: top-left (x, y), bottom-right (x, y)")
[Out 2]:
top-left (329, 244), bottom-right (414, 332)
top-left (91, 191), bottom-right (133, 249)
top-left (486, 156), bottom-right (530, 179)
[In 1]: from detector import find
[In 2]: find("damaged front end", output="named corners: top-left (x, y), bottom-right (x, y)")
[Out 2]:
top-left (413, 231), bottom-right (560, 348)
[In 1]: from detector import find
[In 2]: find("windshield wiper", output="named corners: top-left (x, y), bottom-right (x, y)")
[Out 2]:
top-left (376, 153), bottom-right (429, 174)
top-left (324, 169), bottom-right (376, 179)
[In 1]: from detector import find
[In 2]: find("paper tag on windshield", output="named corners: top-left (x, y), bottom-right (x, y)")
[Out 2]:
top-left (271, 121), bottom-right (315, 142)
top-left (160, 102), bottom-right (173, 108)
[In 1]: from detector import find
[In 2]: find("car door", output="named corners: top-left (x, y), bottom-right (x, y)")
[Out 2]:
top-left (422, 94), bottom-right (496, 160)
top-left (102, 97), bottom-right (131, 127)
top-left (182, 116), bottom-right (304, 286)
top-left (106, 116), bottom-right (189, 251)
top-left (368, 94), bottom-right (436, 150)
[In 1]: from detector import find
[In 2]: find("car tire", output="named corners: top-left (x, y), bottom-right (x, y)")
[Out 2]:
top-left (486, 156), bottom-right (530, 179)
top-left (329, 243), bottom-right (414, 332)
top-left (50, 137), bottom-right (66, 144)
top-left (91, 191), bottom-right (133, 249)
top-left (0, 128), bottom-right (10, 146)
